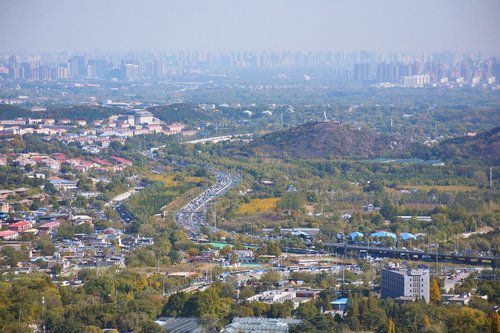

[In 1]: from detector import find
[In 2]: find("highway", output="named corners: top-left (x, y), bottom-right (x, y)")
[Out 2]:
top-left (175, 171), bottom-right (240, 235)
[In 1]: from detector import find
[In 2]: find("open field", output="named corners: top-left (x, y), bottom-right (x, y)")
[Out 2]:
top-left (148, 174), bottom-right (178, 186)
top-left (238, 197), bottom-right (280, 214)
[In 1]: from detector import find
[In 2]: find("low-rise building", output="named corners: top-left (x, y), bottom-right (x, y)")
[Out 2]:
top-left (38, 221), bottom-right (61, 233)
top-left (49, 177), bottom-right (78, 190)
top-left (381, 268), bottom-right (430, 303)
top-left (247, 289), bottom-right (296, 304)
top-left (223, 317), bottom-right (302, 333)
top-left (8, 221), bottom-right (33, 232)
top-left (0, 230), bottom-right (19, 240)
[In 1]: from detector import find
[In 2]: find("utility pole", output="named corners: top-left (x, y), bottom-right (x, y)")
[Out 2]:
top-left (214, 201), bottom-right (217, 231)
top-left (490, 167), bottom-right (493, 189)
top-left (435, 243), bottom-right (439, 277)
top-left (42, 296), bottom-right (46, 333)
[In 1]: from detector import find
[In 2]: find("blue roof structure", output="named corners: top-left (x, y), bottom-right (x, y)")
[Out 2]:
top-left (401, 232), bottom-right (417, 240)
top-left (371, 231), bottom-right (397, 239)
top-left (350, 232), bottom-right (364, 241)
top-left (331, 298), bottom-right (349, 305)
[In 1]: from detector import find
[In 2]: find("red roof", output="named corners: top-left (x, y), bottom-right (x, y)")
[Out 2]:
top-left (110, 156), bottom-right (133, 165)
top-left (0, 230), bottom-right (18, 237)
top-left (9, 221), bottom-right (31, 228)
top-left (38, 221), bottom-right (60, 229)
top-left (91, 158), bottom-right (112, 166)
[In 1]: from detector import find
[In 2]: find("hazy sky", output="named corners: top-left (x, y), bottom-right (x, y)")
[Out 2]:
top-left (1, 0), bottom-right (499, 55)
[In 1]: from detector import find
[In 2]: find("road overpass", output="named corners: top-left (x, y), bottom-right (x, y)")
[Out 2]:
top-left (323, 242), bottom-right (499, 267)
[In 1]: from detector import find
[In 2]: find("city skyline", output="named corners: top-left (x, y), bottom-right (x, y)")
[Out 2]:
top-left (1, 0), bottom-right (499, 55)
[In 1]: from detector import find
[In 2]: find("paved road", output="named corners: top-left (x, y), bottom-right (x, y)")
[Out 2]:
top-left (444, 272), bottom-right (471, 292)
top-left (116, 204), bottom-right (135, 224)
top-left (175, 171), bottom-right (240, 235)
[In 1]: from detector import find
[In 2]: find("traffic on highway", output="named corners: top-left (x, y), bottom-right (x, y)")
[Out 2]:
top-left (176, 171), bottom-right (240, 236)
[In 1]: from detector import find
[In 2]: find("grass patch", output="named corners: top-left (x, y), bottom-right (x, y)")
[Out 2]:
top-left (238, 198), bottom-right (280, 214)
top-left (148, 174), bottom-right (178, 187)
top-left (147, 174), bottom-right (204, 187)
top-left (403, 185), bottom-right (478, 192)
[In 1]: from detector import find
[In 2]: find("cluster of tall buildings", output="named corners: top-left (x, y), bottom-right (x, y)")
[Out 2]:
top-left (354, 58), bottom-right (498, 85)
top-left (0, 55), bottom-right (159, 81)
top-left (0, 50), bottom-right (498, 84)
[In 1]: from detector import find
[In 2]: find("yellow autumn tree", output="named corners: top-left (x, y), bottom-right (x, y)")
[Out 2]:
top-left (423, 314), bottom-right (431, 328)
top-left (490, 311), bottom-right (500, 333)
top-left (430, 277), bottom-right (441, 303)
top-left (387, 318), bottom-right (396, 333)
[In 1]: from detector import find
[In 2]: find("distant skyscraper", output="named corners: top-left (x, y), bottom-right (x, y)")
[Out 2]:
top-left (354, 63), bottom-right (372, 82)
top-left (8, 56), bottom-right (20, 80)
top-left (123, 63), bottom-right (139, 81)
top-left (69, 55), bottom-right (86, 77)
top-left (492, 58), bottom-right (500, 80)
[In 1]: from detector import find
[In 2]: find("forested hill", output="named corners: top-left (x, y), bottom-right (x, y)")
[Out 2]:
top-left (251, 121), bottom-right (414, 159)
top-left (433, 126), bottom-right (500, 164)
top-left (148, 103), bottom-right (222, 125)
top-left (0, 104), bottom-right (119, 121)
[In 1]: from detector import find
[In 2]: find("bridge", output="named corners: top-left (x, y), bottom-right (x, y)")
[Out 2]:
top-left (323, 242), bottom-right (499, 267)
top-left (182, 133), bottom-right (252, 144)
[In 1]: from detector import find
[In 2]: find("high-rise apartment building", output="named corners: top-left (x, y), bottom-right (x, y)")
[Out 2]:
top-left (69, 55), bottom-right (86, 77)
top-left (8, 56), bottom-right (20, 80)
top-left (354, 63), bottom-right (372, 82)
top-left (381, 268), bottom-right (430, 303)
top-left (123, 63), bottom-right (139, 81)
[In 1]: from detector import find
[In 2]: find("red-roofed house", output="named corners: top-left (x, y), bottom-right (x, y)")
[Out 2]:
top-left (8, 221), bottom-right (33, 232)
top-left (38, 221), bottom-right (60, 232)
top-left (51, 153), bottom-right (66, 162)
top-left (110, 156), bottom-right (133, 166)
top-left (0, 230), bottom-right (18, 240)
top-left (91, 158), bottom-right (112, 166)
top-left (166, 123), bottom-right (185, 133)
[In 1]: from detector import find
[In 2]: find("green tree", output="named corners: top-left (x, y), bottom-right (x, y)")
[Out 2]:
top-left (269, 300), bottom-right (294, 318)
top-left (278, 192), bottom-right (306, 213)
top-left (296, 302), bottom-right (318, 322)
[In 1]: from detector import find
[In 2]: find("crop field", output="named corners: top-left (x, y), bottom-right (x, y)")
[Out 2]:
top-left (238, 198), bottom-right (280, 214)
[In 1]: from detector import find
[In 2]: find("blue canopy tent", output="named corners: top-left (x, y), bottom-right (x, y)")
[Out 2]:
top-left (350, 232), bottom-right (364, 241)
top-left (400, 232), bottom-right (417, 241)
top-left (371, 231), bottom-right (397, 239)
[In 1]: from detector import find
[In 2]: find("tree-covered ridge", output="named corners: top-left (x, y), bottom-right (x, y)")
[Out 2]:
top-left (432, 126), bottom-right (500, 165)
top-left (147, 103), bottom-right (222, 126)
top-left (0, 104), bottom-right (120, 122)
top-left (252, 121), bottom-right (414, 159)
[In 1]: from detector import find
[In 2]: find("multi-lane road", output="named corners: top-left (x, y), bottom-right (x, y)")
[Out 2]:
top-left (175, 171), bottom-right (240, 236)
